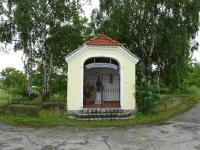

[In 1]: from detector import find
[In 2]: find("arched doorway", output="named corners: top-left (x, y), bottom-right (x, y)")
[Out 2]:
top-left (83, 57), bottom-right (120, 108)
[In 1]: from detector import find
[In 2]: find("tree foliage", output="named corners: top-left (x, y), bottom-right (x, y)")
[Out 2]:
top-left (1, 67), bottom-right (28, 97)
top-left (91, 0), bottom-right (200, 89)
top-left (0, 0), bottom-right (200, 103)
top-left (184, 62), bottom-right (200, 88)
top-left (136, 86), bottom-right (161, 113)
top-left (1, 0), bottom-right (87, 101)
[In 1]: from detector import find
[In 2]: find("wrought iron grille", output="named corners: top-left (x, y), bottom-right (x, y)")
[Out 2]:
top-left (94, 74), bottom-right (120, 106)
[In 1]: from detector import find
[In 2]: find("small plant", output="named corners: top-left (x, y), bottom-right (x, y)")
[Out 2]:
top-left (136, 87), bottom-right (161, 113)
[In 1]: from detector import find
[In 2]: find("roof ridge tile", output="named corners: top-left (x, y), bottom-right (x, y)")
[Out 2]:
top-left (86, 34), bottom-right (122, 46)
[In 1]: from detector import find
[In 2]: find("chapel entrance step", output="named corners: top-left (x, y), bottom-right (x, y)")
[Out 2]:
top-left (69, 108), bottom-right (135, 120)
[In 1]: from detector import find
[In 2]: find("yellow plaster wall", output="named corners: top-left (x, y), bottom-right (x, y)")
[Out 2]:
top-left (67, 46), bottom-right (136, 111)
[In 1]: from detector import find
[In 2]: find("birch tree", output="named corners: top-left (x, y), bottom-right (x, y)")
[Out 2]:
top-left (1, 0), bottom-right (85, 100)
top-left (91, 0), bottom-right (200, 89)
top-left (31, 0), bottom-right (83, 101)
top-left (0, 0), bottom-right (35, 98)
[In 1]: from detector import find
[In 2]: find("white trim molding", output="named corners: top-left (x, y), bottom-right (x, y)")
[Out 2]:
top-left (65, 45), bottom-right (139, 64)
top-left (81, 54), bottom-right (124, 109)
top-left (80, 67), bottom-right (84, 109)
top-left (65, 45), bottom-right (88, 62)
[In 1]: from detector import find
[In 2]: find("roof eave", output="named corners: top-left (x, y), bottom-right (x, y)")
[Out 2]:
top-left (120, 45), bottom-right (140, 63)
top-left (65, 44), bottom-right (87, 63)
top-left (65, 44), bottom-right (140, 65)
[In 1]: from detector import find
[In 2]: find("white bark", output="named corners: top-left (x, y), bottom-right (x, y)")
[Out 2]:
top-left (41, 45), bottom-right (53, 101)
top-left (42, 48), bottom-right (49, 101)
top-left (27, 37), bottom-right (33, 98)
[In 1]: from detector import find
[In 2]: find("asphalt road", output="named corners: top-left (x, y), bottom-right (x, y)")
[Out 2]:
top-left (172, 101), bottom-right (200, 124)
top-left (0, 103), bottom-right (200, 150)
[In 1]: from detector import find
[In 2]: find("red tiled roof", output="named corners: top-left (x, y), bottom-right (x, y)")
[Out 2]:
top-left (86, 34), bottom-right (122, 46)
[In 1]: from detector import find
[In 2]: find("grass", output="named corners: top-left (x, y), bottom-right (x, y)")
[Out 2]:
top-left (160, 86), bottom-right (200, 100)
top-left (11, 97), bottom-right (43, 105)
top-left (9, 94), bottom-right (66, 106)
top-left (11, 97), bottom-right (66, 106)
top-left (0, 96), bottom-right (199, 128)
top-left (0, 86), bottom-right (199, 128)
top-left (0, 89), bottom-right (9, 106)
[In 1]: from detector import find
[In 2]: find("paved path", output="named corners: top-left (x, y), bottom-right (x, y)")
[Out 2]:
top-left (171, 102), bottom-right (200, 124)
top-left (0, 103), bottom-right (200, 150)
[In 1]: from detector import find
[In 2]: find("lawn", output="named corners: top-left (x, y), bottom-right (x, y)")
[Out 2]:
top-left (0, 89), bottom-right (9, 106)
top-left (0, 95), bottom-right (199, 128)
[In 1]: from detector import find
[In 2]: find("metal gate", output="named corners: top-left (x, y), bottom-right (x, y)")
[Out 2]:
top-left (95, 74), bottom-right (120, 106)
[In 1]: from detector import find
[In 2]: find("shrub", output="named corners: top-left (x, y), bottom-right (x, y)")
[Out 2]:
top-left (160, 87), bottom-right (172, 94)
top-left (183, 85), bottom-right (200, 96)
top-left (50, 93), bottom-right (66, 102)
top-left (136, 87), bottom-right (161, 113)
top-left (31, 86), bottom-right (41, 99)
top-left (1, 68), bottom-right (28, 96)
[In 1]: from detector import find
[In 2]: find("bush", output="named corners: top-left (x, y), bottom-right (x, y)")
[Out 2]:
top-left (1, 68), bottom-right (28, 96)
top-left (31, 86), bottom-right (41, 99)
top-left (183, 85), bottom-right (200, 96)
top-left (136, 87), bottom-right (161, 113)
top-left (160, 87), bottom-right (172, 94)
top-left (50, 93), bottom-right (66, 102)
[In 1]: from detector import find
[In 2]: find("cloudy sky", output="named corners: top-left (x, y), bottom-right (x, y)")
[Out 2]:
top-left (0, 0), bottom-right (199, 71)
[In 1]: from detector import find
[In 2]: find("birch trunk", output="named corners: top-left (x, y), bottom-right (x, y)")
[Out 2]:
top-left (23, 35), bottom-right (33, 99)
top-left (156, 58), bottom-right (161, 92)
top-left (138, 37), bottom-right (155, 87)
top-left (157, 69), bottom-right (161, 92)
top-left (146, 40), bottom-right (155, 87)
top-left (42, 48), bottom-right (49, 101)
top-left (27, 40), bottom-right (33, 98)
top-left (47, 52), bottom-right (53, 92)
top-left (146, 57), bottom-right (152, 87)
top-left (42, 48), bottom-right (53, 101)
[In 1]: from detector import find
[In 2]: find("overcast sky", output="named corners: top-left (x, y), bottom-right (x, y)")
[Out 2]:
top-left (0, 0), bottom-right (199, 71)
